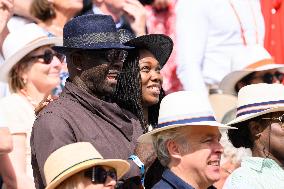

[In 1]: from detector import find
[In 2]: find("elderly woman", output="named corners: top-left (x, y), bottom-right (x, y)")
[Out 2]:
top-left (44, 142), bottom-right (130, 189)
top-left (0, 23), bottom-right (63, 188)
top-left (223, 83), bottom-right (284, 189)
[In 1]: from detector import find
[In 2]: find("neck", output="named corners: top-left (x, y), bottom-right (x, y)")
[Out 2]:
top-left (143, 106), bottom-right (149, 123)
top-left (93, 3), bottom-right (121, 22)
top-left (170, 165), bottom-right (209, 189)
top-left (19, 84), bottom-right (51, 107)
top-left (252, 145), bottom-right (284, 168)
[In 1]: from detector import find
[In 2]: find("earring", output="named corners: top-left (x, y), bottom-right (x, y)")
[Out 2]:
top-left (76, 67), bottom-right (82, 71)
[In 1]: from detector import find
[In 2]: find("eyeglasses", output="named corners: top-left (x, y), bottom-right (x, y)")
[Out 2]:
top-left (262, 114), bottom-right (284, 129)
top-left (252, 71), bottom-right (284, 84)
top-left (83, 49), bottom-right (128, 63)
top-left (28, 50), bottom-right (65, 64)
top-left (84, 166), bottom-right (117, 184)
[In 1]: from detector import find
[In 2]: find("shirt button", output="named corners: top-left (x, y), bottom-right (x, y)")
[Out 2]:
top-left (271, 8), bottom-right (277, 14)
top-left (271, 40), bottom-right (275, 45)
top-left (271, 24), bottom-right (275, 29)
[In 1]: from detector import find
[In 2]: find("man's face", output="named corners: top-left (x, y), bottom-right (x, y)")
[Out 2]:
top-left (249, 69), bottom-right (284, 84)
top-left (177, 126), bottom-right (223, 186)
top-left (259, 112), bottom-right (284, 161)
top-left (80, 49), bottom-right (128, 97)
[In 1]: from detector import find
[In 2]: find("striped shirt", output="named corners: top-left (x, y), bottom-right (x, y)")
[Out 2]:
top-left (223, 157), bottom-right (284, 189)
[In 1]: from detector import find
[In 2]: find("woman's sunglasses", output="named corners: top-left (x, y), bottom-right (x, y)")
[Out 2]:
top-left (28, 49), bottom-right (65, 64)
top-left (252, 71), bottom-right (284, 84)
top-left (84, 166), bottom-right (117, 184)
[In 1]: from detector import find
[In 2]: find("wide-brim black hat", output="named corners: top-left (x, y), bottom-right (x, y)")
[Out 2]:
top-left (122, 32), bottom-right (173, 68)
top-left (52, 14), bottom-right (133, 54)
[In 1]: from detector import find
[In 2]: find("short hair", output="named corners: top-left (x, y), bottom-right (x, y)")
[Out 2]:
top-left (30, 0), bottom-right (55, 21)
top-left (56, 171), bottom-right (84, 189)
top-left (8, 57), bottom-right (32, 93)
top-left (152, 127), bottom-right (190, 167)
top-left (227, 115), bottom-right (270, 149)
top-left (235, 72), bottom-right (255, 93)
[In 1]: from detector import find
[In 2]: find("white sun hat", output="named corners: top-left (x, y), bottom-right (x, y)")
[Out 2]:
top-left (0, 23), bottom-right (62, 82)
top-left (219, 45), bottom-right (284, 95)
top-left (226, 83), bottom-right (284, 126)
top-left (138, 91), bottom-right (236, 143)
top-left (44, 142), bottom-right (130, 189)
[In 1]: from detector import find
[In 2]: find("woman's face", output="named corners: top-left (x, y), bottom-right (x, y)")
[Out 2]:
top-left (139, 49), bottom-right (163, 107)
top-left (82, 166), bottom-right (117, 189)
top-left (22, 46), bottom-right (62, 93)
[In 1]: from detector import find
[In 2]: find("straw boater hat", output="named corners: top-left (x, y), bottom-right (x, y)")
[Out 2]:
top-left (226, 83), bottom-right (284, 126)
top-left (44, 142), bottom-right (130, 189)
top-left (138, 91), bottom-right (236, 143)
top-left (0, 23), bottom-right (62, 82)
top-left (219, 45), bottom-right (284, 95)
top-left (52, 14), bottom-right (133, 54)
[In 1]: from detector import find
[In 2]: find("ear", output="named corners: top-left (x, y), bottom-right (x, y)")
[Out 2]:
top-left (167, 140), bottom-right (182, 160)
top-left (70, 52), bottom-right (83, 71)
top-left (248, 120), bottom-right (263, 139)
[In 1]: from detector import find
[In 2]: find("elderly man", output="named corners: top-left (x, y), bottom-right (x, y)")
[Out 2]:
top-left (138, 91), bottom-right (235, 189)
top-left (31, 14), bottom-right (147, 189)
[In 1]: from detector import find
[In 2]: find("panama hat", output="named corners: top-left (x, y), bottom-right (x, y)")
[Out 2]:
top-left (0, 23), bottom-right (62, 82)
top-left (219, 45), bottom-right (284, 95)
top-left (44, 142), bottom-right (130, 189)
top-left (138, 91), bottom-right (236, 143)
top-left (52, 14), bottom-right (133, 54)
top-left (226, 83), bottom-right (284, 126)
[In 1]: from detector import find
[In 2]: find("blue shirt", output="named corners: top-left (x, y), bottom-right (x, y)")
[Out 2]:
top-left (152, 169), bottom-right (195, 189)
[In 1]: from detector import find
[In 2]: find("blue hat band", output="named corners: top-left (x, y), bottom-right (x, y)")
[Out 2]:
top-left (236, 99), bottom-right (284, 117)
top-left (64, 32), bottom-right (120, 48)
top-left (158, 116), bottom-right (216, 128)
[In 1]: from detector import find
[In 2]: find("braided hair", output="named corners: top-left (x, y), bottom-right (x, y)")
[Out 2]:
top-left (112, 49), bottom-right (165, 132)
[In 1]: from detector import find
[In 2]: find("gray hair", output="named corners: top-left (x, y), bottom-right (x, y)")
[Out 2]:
top-left (152, 127), bottom-right (190, 167)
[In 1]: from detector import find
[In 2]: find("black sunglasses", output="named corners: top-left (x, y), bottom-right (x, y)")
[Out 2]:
top-left (84, 166), bottom-right (117, 184)
top-left (29, 49), bottom-right (65, 64)
top-left (83, 49), bottom-right (128, 63)
top-left (253, 71), bottom-right (284, 84)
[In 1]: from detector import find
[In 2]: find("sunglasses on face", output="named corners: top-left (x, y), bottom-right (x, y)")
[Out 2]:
top-left (252, 71), bottom-right (284, 84)
top-left (83, 49), bottom-right (128, 63)
top-left (84, 166), bottom-right (117, 184)
top-left (262, 113), bottom-right (284, 129)
top-left (28, 49), bottom-right (65, 64)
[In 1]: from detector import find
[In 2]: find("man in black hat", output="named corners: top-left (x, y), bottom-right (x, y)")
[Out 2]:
top-left (31, 14), bottom-right (147, 189)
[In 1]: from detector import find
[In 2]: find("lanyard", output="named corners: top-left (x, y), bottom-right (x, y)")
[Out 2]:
top-left (229, 0), bottom-right (259, 46)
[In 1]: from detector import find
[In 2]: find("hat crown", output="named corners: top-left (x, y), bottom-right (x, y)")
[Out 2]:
top-left (44, 142), bottom-right (103, 185)
top-left (2, 23), bottom-right (50, 61)
top-left (230, 45), bottom-right (272, 71)
top-left (158, 91), bottom-right (215, 125)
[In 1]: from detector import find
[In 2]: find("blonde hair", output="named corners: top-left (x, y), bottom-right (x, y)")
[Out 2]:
top-left (56, 171), bottom-right (85, 189)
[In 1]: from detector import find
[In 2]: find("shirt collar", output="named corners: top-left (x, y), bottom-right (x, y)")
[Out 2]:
top-left (242, 157), bottom-right (284, 179)
top-left (162, 169), bottom-right (195, 189)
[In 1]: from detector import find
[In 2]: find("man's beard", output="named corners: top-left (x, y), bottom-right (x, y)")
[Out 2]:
top-left (81, 64), bottom-right (116, 98)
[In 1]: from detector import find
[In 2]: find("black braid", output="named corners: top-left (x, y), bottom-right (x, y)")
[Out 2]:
top-left (112, 49), bottom-right (164, 132)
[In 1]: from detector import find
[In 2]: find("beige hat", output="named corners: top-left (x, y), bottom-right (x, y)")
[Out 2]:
top-left (219, 45), bottom-right (284, 95)
top-left (0, 23), bottom-right (62, 82)
top-left (44, 142), bottom-right (130, 189)
top-left (226, 83), bottom-right (284, 126)
top-left (138, 91), bottom-right (236, 143)
top-left (209, 93), bottom-right (238, 122)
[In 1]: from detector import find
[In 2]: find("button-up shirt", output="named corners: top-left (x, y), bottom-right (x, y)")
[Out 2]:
top-left (223, 157), bottom-right (284, 189)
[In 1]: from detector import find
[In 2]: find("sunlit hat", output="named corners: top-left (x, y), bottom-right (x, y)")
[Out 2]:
top-left (219, 45), bottom-right (284, 95)
top-left (0, 23), bottom-right (62, 82)
top-left (44, 142), bottom-right (130, 189)
top-left (52, 14), bottom-right (133, 54)
top-left (138, 91), bottom-right (236, 143)
top-left (226, 83), bottom-right (284, 126)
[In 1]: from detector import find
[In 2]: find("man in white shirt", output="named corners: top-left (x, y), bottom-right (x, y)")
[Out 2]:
top-left (176, 0), bottom-right (265, 94)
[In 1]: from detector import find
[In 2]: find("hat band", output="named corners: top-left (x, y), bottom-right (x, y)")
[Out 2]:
top-left (245, 59), bottom-right (274, 69)
top-left (64, 32), bottom-right (120, 47)
top-left (236, 100), bottom-right (284, 117)
top-left (158, 116), bottom-right (216, 128)
top-left (50, 158), bottom-right (101, 183)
